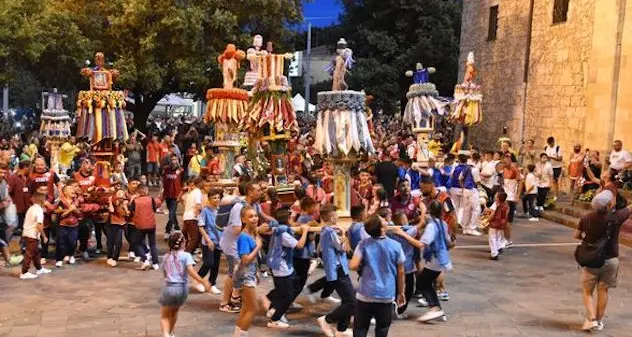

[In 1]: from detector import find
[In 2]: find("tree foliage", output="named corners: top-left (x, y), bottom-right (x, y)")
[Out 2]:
top-left (1, 0), bottom-right (302, 129)
top-left (296, 0), bottom-right (462, 114)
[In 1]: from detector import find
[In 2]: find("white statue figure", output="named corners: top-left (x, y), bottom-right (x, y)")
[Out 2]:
top-left (405, 62), bottom-right (436, 84)
top-left (326, 38), bottom-right (355, 91)
top-left (244, 34), bottom-right (268, 87)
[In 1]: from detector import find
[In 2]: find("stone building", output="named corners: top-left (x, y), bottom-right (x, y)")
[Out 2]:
top-left (459, 0), bottom-right (632, 161)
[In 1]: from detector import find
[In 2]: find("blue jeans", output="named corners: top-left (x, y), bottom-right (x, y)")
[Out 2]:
top-left (165, 198), bottom-right (179, 232)
top-left (56, 226), bottom-right (79, 261)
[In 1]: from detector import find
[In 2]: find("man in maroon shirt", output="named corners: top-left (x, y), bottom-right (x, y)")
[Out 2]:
top-left (162, 155), bottom-right (183, 239)
top-left (7, 160), bottom-right (31, 237)
top-left (390, 180), bottom-right (422, 223)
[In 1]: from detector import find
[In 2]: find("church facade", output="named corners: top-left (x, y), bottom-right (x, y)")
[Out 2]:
top-left (459, 0), bottom-right (632, 157)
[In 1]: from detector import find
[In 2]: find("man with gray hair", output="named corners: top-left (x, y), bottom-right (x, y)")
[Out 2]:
top-left (574, 190), bottom-right (632, 331)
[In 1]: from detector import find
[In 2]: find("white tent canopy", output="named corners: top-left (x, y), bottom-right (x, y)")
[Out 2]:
top-left (292, 93), bottom-right (316, 113)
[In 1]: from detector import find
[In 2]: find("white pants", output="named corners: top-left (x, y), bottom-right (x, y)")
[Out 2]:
top-left (450, 188), bottom-right (480, 231)
top-left (488, 228), bottom-right (506, 257)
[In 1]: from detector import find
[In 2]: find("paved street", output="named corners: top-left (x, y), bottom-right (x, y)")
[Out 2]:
top-left (1, 212), bottom-right (632, 337)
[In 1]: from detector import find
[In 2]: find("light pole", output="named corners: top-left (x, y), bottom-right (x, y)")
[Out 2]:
top-left (304, 22), bottom-right (312, 116)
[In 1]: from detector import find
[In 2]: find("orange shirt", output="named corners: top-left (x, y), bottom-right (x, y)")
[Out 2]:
top-left (158, 143), bottom-right (170, 161)
top-left (146, 141), bottom-right (160, 163)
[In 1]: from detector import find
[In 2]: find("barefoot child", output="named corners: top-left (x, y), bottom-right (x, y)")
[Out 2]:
top-left (159, 231), bottom-right (210, 337)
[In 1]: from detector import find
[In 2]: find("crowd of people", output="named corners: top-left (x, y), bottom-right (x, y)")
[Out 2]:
top-left (1, 112), bottom-right (632, 336)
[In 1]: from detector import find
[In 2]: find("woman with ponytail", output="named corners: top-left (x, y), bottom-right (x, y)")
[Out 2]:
top-left (159, 231), bottom-right (210, 337)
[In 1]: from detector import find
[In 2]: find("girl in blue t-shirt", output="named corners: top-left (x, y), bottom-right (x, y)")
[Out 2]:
top-left (233, 205), bottom-right (263, 337)
top-left (159, 232), bottom-right (210, 337)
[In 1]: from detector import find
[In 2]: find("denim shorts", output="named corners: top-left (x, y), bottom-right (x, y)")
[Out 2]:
top-left (159, 283), bottom-right (189, 307)
top-left (146, 162), bottom-right (159, 174)
top-left (233, 267), bottom-right (257, 289)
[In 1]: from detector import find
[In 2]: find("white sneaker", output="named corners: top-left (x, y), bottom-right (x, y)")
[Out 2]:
top-left (194, 282), bottom-right (206, 293)
top-left (152, 263), bottom-right (160, 270)
top-left (528, 217), bottom-right (539, 222)
top-left (289, 302), bottom-right (303, 310)
top-left (69, 256), bottom-right (76, 264)
top-left (40, 258), bottom-right (47, 265)
top-left (55, 261), bottom-right (63, 268)
top-left (465, 229), bottom-right (482, 236)
top-left (20, 272), bottom-right (38, 280)
top-left (335, 329), bottom-right (353, 336)
top-left (418, 309), bottom-right (445, 322)
top-left (582, 319), bottom-right (598, 331)
top-left (267, 320), bottom-right (290, 329)
top-left (596, 320), bottom-right (604, 331)
top-left (262, 271), bottom-right (269, 278)
top-left (36, 267), bottom-right (52, 275)
top-left (106, 258), bottom-right (114, 266)
top-left (317, 316), bottom-right (334, 337)
top-left (323, 296), bottom-right (341, 304)
top-left (128, 252), bottom-right (136, 260)
top-left (134, 256), bottom-right (141, 263)
top-left (210, 286), bottom-right (221, 295)
top-left (417, 298), bottom-right (429, 307)
top-left (308, 259), bottom-right (319, 275)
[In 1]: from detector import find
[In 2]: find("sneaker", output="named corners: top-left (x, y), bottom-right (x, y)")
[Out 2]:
top-left (82, 251), bottom-right (90, 260)
top-left (69, 256), bottom-right (76, 264)
top-left (194, 282), bottom-right (206, 293)
top-left (219, 303), bottom-right (240, 313)
top-left (308, 259), bottom-right (319, 275)
top-left (40, 258), bottom-right (47, 265)
top-left (418, 309), bottom-right (445, 322)
top-left (335, 329), bottom-right (353, 336)
top-left (528, 217), bottom-right (539, 222)
top-left (134, 256), bottom-right (141, 263)
top-left (289, 302), bottom-right (303, 310)
top-left (128, 252), bottom-right (136, 260)
top-left (267, 320), bottom-right (290, 329)
top-left (317, 316), bottom-right (335, 337)
top-left (464, 229), bottom-right (482, 236)
top-left (210, 286), bottom-right (221, 295)
top-left (152, 264), bottom-right (160, 270)
top-left (20, 272), bottom-right (38, 280)
top-left (437, 291), bottom-right (450, 301)
top-left (417, 297), bottom-right (429, 307)
top-left (55, 261), bottom-right (63, 268)
top-left (163, 232), bottom-right (170, 240)
top-left (596, 320), bottom-right (604, 331)
top-left (413, 292), bottom-right (424, 299)
top-left (582, 319), bottom-right (598, 331)
top-left (307, 292), bottom-right (318, 304)
top-left (106, 258), bottom-right (114, 266)
top-left (262, 271), bottom-right (269, 278)
top-left (139, 261), bottom-right (151, 270)
top-left (36, 267), bottom-right (52, 275)
top-left (323, 296), bottom-right (341, 304)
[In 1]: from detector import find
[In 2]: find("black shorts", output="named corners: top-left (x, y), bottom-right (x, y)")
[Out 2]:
top-left (553, 168), bottom-right (562, 182)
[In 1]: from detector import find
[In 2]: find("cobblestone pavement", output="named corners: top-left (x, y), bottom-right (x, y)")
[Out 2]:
top-left (1, 211), bottom-right (632, 337)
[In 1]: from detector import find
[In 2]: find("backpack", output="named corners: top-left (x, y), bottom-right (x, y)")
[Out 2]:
top-left (574, 215), bottom-right (612, 268)
top-left (216, 199), bottom-right (246, 228)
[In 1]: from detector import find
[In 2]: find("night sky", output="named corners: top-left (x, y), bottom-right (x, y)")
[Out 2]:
top-left (303, 0), bottom-right (342, 27)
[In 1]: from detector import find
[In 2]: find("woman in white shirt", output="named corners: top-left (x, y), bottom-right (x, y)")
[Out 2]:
top-left (535, 153), bottom-right (554, 211)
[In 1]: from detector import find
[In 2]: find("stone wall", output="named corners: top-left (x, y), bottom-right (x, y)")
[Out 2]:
top-left (459, 0), bottom-right (632, 166)
top-left (523, 0), bottom-right (595, 160)
top-left (459, 0), bottom-right (531, 149)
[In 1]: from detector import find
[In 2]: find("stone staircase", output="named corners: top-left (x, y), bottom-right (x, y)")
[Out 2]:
top-left (541, 199), bottom-right (632, 246)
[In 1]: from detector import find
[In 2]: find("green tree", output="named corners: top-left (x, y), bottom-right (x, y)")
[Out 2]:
top-left (1, 0), bottom-right (303, 129)
top-left (339, 0), bottom-right (462, 114)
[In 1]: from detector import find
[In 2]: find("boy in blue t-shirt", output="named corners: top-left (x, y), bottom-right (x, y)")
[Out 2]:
top-left (261, 208), bottom-right (309, 329)
top-left (347, 205), bottom-right (369, 253)
top-left (197, 188), bottom-right (223, 294)
top-left (316, 205), bottom-right (355, 337)
top-left (350, 214), bottom-right (405, 337)
top-left (388, 211), bottom-right (422, 317)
